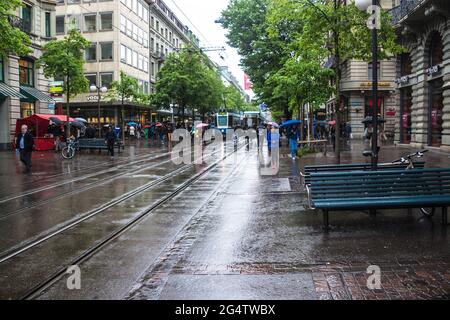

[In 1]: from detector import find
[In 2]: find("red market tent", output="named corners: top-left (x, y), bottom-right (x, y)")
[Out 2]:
top-left (15, 114), bottom-right (76, 151)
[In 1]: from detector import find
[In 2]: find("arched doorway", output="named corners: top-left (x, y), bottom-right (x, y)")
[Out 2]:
top-left (427, 32), bottom-right (444, 147)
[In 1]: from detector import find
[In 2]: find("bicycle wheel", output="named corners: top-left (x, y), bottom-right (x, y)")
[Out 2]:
top-left (420, 207), bottom-right (435, 217)
top-left (61, 146), bottom-right (75, 159)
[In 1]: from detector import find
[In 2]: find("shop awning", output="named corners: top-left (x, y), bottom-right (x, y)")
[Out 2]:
top-left (20, 86), bottom-right (54, 102)
top-left (0, 82), bottom-right (27, 99)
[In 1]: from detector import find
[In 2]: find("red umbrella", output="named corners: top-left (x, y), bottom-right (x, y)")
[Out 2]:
top-left (328, 120), bottom-right (336, 126)
top-left (144, 125), bottom-right (152, 129)
top-left (155, 122), bottom-right (163, 127)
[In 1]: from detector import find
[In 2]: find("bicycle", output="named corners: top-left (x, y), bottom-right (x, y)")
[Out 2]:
top-left (61, 138), bottom-right (79, 160)
top-left (390, 149), bottom-right (435, 217)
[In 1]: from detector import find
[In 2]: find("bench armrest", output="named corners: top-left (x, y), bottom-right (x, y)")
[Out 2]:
top-left (305, 184), bottom-right (315, 210)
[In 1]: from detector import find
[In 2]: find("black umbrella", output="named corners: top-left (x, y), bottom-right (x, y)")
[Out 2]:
top-left (71, 121), bottom-right (86, 129)
top-left (50, 117), bottom-right (64, 125)
top-left (362, 116), bottom-right (385, 124)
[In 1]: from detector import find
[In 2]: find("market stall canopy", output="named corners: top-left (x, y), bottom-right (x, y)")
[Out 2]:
top-left (15, 114), bottom-right (75, 137)
top-left (0, 83), bottom-right (26, 99)
top-left (20, 86), bottom-right (54, 102)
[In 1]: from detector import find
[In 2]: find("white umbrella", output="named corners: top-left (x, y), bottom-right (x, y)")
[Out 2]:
top-left (75, 117), bottom-right (88, 123)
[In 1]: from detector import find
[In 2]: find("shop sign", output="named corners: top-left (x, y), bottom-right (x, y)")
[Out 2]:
top-left (427, 65), bottom-right (440, 77)
top-left (87, 95), bottom-right (99, 102)
top-left (360, 82), bottom-right (392, 88)
top-left (395, 76), bottom-right (409, 85)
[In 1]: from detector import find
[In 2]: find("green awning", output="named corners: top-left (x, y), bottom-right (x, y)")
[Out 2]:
top-left (0, 82), bottom-right (27, 99)
top-left (20, 86), bottom-right (54, 102)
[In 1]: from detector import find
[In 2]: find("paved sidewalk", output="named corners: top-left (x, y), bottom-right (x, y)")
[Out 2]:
top-left (125, 141), bottom-right (450, 300)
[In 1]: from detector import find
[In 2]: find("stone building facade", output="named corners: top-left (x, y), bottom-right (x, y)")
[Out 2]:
top-left (0, 0), bottom-right (56, 150)
top-left (392, 0), bottom-right (450, 150)
top-left (326, 0), bottom-right (398, 139)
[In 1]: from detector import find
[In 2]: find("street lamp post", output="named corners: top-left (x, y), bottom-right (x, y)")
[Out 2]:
top-left (90, 84), bottom-right (108, 138)
top-left (356, 0), bottom-right (380, 170)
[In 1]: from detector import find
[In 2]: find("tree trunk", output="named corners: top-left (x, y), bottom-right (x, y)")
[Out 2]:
top-left (334, 0), bottom-right (341, 164)
top-left (122, 96), bottom-right (125, 145)
top-left (66, 76), bottom-right (70, 140)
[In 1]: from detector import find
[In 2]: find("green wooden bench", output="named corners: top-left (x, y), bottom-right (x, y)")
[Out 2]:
top-left (305, 168), bottom-right (450, 230)
top-left (77, 139), bottom-right (124, 154)
top-left (301, 162), bottom-right (425, 187)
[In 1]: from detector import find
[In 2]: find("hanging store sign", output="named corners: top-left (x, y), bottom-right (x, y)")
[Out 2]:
top-left (87, 95), bottom-right (99, 102)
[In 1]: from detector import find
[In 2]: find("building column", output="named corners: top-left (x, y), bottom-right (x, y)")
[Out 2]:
top-left (440, 27), bottom-right (450, 148)
top-left (348, 93), bottom-right (365, 139)
top-left (410, 44), bottom-right (428, 146)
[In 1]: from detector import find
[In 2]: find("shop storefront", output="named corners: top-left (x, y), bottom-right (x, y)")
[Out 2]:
top-left (393, 1), bottom-right (450, 150)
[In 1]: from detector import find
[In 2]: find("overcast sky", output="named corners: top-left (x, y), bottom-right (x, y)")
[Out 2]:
top-left (166, 0), bottom-right (251, 94)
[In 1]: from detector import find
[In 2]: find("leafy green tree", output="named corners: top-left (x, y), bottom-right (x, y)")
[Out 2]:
top-left (38, 29), bottom-right (90, 126)
top-left (0, 0), bottom-right (32, 57)
top-left (220, 0), bottom-right (294, 119)
top-left (108, 71), bottom-right (140, 143)
top-left (223, 85), bottom-right (247, 112)
top-left (155, 45), bottom-right (222, 121)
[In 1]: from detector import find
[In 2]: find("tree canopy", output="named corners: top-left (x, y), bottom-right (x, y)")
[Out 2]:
top-left (0, 0), bottom-right (32, 57)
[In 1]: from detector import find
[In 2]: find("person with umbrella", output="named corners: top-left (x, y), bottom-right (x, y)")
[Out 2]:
top-left (282, 120), bottom-right (302, 160)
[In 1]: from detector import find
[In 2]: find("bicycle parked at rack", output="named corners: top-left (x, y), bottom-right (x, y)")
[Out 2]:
top-left (389, 149), bottom-right (434, 217)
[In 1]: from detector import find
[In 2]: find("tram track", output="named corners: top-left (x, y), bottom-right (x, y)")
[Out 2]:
top-left (0, 151), bottom-right (186, 221)
top-left (0, 144), bottom-right (227, 259)
top-left (0, 149), bottom-right (172, 204)
top-left (13, 144), bottom-right (247, 300)
top-left (0, 146), bottom-right (170, 193)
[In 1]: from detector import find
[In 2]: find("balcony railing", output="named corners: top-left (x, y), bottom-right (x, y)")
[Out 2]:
top-left (8, 16), bottom-right (31, 34)
top-left (391, 0), bottom-right (427, 25)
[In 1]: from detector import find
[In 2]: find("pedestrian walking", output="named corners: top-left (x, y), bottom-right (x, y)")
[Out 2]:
top-left (129, 125), bottom-right (135, 140)
top-left (287, 125), bottom-right (300, 159)
top-left (16, 125), bottom-right (34, 174)
top-left (267, 124), bottom-right (272, 155)
top-left (105, 126), bottom-right (116, 159)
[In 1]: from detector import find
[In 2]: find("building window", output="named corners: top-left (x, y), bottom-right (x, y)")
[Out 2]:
top-left (100, 12), bottom-right (113, 31)
top-left (57, 0), bottom-right (65, 4)
top-left (400, 53), bottom-right (412, 76)
top-left (120, 15), bottom-right (126, 33)
top-left (132, 23), bottom-right (139, 41)
top-left (143, 81), bottom-right (149, 94)
top-left (156, 21), bottom-right (159, 32)
top-left (143, 57), bottom-right (148, 73)
top-left (138, 54), bottom-right (143, 70)
top-left (100, 73), bottom-right (113, 89)
top-left (126, 19), bottom-right (133, 37)
top-left (120, 44), bottom-right (126, 62)
top-left (132, 50), bottom-right (138, 68)
top-left (100, 42), bottom-right (113, 60)
top-left (84, 14), bottom-right (97, 32)
top-left (22, 5), bottom-right (32, 34)
top-left (85, 74), bottom-right (97, 86)
top-left (368, 62), bottom-right (380, 79)
top-left (151, 16), bottom-right (154, 28)
top-left (56, 15), bottom-right (65, 34)
top-left (126, 47), bottom-right (132, 65)
top-left (143, 31), bottom-right (148, 47)
top-left (143, 7), bottom-right (148, 22)
top-left (45, 12), bottom-right (51, 37)
top-left (85, 43), bottom-right (97, 61)
top-left (151, 62), bottom-right (155, 76)
top-left (19, 59), bottom-right (34, 86)
top-left (429, 32), bottom-right (443, 67)
top-left (0, 56), bottom-right (4, 82)
top-left (21, 102), bottom-right (35, 118)
top-left (67, 0), bottom-right (81, 4)
top-left (67, 15), bottom-right (81, 31)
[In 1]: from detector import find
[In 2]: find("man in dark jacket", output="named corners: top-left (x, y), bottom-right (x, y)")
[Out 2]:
top-left (105, 126), bottom-right (116, 159)
top-left (16, 124), bottom-right (34, 173)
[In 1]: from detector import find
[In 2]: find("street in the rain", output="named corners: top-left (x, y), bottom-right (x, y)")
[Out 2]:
top-left (0, 138), bottom-right (449, 300)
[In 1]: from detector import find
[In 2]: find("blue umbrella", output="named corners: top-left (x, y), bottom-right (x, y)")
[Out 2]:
top-left (281, 120), bottom-right (302, 127)
top-left (128, 121), bottom-right (137, 125)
